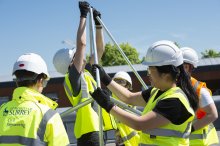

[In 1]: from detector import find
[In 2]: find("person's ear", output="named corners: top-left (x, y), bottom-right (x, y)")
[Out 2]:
top-left (36, 78), bottom-right (43, 87)
top-left (162, 73), bottom-right (172, 82)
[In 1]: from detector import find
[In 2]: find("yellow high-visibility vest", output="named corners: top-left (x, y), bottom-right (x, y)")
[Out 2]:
top-left (190, 77), bottom-right (219, 146)
top-left (64, 70), bottom-right (116, 139)
top-left (0, 87), bottom-right (69, 146)
top-left (112, 94), bottom-right (140, 146)
top-left (139, 87), bottom-right (195, 146)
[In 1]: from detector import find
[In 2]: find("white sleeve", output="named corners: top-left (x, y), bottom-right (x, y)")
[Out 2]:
top-left (199, 88), bottom-right (214, 108)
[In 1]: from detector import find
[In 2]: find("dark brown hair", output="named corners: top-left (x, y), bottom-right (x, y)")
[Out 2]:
top-left (156, 65), bottom-right (199, 111)
top-left (14, 70), bottom-right (46, 87)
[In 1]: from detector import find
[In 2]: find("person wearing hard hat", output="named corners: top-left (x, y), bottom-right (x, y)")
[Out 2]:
top-left (113, 71), bottom-right (133, 91)
top-left (53, 1), bottom-right (115, 146)
top-left (0, 53), bottom-right (69, 146)
top-left (112, 71), bottom-right (140, 146)
top-left (180, 47), bottom-right (219, 146)
top-left (90, 40), bottom-right (199, 146)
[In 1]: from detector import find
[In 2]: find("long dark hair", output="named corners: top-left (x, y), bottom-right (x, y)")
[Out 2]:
top-left (156, 65), bottom-right (199, 111)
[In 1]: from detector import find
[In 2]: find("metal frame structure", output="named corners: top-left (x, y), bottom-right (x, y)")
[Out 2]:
top-left (96, 17), bottom-right (148, 90)
top-left (60, 7), bottom-right (148, 145)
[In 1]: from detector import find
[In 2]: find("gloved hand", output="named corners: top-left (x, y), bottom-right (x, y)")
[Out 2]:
top-left (90, 87), bottom-right (114, 113)
top-left (92, 64), bottom-right (112, 86)
top-left (79, 1), bottom-right (90, 18)
top-left (93, 8), bottom-right (101, 25)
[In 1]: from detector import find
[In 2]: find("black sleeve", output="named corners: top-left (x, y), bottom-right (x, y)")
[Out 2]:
top-left (153, 98), bottom-right (193, 125)
top-left (85, 63), bottom-right (92, 73)
top-left (141, 87), bottom-right (153, 103)
top-left (68, 65), bottom-right (81, 96)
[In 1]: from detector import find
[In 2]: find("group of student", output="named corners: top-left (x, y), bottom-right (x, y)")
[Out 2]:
top-left (0, 1), bottom-right (219, 146)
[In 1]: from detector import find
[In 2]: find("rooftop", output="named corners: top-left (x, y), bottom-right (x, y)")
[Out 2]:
top-left (1, 57), bottom-right (220, 82)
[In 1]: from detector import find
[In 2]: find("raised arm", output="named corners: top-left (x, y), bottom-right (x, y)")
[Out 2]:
top-left (89, 8), bottom-right (105, 64)
top-left (67, 1), bottom-right (89, 96)
top-left (72, 1), bottom-right (89, 73)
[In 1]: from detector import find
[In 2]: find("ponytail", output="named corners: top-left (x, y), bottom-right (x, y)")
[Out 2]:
top-left (156, 65), bottom-right (199, 111)
top-left (177, 65), bottom-right (199, 111)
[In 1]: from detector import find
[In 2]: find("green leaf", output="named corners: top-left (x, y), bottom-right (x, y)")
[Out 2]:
top-left (101, 42), bottom-right (141, 66)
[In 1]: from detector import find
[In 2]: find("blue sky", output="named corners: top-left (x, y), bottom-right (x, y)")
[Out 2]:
top-left (0, 0), bottom-right (220, 77)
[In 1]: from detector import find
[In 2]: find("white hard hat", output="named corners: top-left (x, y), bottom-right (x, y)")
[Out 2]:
top-left (53, 48), bottom-right (76, 75)
top-left (142, 40), bottom-right (183, 67)
top-left (113, 71), bottom-right (132, 86)
top-left (12, 53), bottom-right (50, 79)
top-left (180, 47), bottom-right (199, 68)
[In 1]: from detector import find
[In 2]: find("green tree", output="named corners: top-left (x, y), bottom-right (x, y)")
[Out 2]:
top-left (201, 49), bottom-right (220, 58)
top-left (101, 42), bottom-right (141, 66)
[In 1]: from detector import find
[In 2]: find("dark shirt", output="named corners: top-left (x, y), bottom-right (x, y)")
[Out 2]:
top-left (141, 87), bottom-right (193, 125)
top-left (68, 63), bottom-right (92, 96)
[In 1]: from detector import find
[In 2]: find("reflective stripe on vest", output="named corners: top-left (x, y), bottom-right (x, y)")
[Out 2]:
top-left (63, 72), bottom-right (96, 100)
top-left (81, 74), bottom-right (89, 99)
top-left (63, 76), bottom-right (88, 106)
top-left (63, 81), bottom-right (72, 98)
top-left (0, 109), bottom-right (56, 146)
top-left (143, 122), bottom-right (191, 139)
top-left (192, 80), bottom-right (200, 93)
top-left (121, 131), bottom-right (137, 143)
top-left (139, 144), bottom-right (157, 146)
top-left (0, 136), bottom-right (46, 146)
top-left (191, 77), bottom-right (212, 97)
top-left (37, 109), bottom-right (57, 141)
top-left (81, 72), bottom-right (99, 114)
top-left (190, 123), bottom-right (215, 140)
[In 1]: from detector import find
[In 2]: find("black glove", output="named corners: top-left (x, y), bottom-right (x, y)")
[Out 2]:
top-left (92, 64), bottom-right (112, 86)
top-left (79, 1), bottom-right (90, 18)
top-left (90, 87), bottom-right (114, 113)
top-left (93, 8), bottom-right (101, 26)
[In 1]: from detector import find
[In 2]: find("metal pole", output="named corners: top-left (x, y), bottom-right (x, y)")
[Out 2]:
top-left (89, 7), bottom-right (104, 146)
top-left (110, 97), bottom-right (142, 116)
top-left (89, 10), bottom-right (93, 57)
top-left (60, 98), bottom-right (93, 118)
top-left (60, 95), bottom-right (141, 118)
top-left (96, 17), bottom-right (148, 90)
